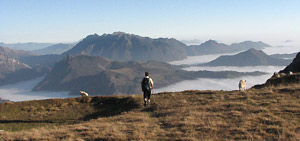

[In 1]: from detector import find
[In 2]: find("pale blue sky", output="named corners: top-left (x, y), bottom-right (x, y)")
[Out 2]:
top-left (0, 0), bottom-right (299, 45)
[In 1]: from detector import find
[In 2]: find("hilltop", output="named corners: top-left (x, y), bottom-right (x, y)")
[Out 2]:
top-left (1, 83), bottom-right (300, 140)
top-left (202, 48), bottom-right (291, 66)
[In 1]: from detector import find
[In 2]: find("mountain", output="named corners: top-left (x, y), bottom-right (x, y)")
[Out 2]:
top-left (0, 65), bottom-right (51, 86)
top-left (0, 46), bottom-right (61, 67)
top-left (0, 42), bottom-right (54, 51)
top-left (0, 53), bottom-right (50, 85)
top-left (33, 55), bottom-right (265, 95)
top-left (0, 53), bottom-right (31, 78)
top-left (33, 43), bottom-right (74, 55)
top-left (61, 32), bottom-right (271, 61)
top-left (230, 41), bottom-right (271, 50)
top-left (202, 48), bottom-right (292, 66)
top-left (19, 54), bottom-right (64, 67)
top-left (187, 40), bottom-right (271, 56)
top-left (0, 46), bottom-right (36, 59)
top-left (62, 32), bottom-right (188, 62)
top-left (187, 40), bottom-right (230, 55)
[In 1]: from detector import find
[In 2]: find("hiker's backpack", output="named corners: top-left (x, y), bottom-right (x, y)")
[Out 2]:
top-left (142, 77), bottom-right (151, 91)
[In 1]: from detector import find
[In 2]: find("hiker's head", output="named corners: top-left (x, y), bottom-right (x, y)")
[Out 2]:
top-left (145, 72), bottom-right (149, 76)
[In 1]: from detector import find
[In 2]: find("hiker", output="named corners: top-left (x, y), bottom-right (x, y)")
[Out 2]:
top-left (141, 72), bottom-right (154, 106)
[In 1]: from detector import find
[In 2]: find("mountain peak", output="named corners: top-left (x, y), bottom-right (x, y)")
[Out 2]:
top-left (84, 34), bottom-right (100, 40)
top-left (243, 48), bottom-right (268, 56)
top-left (112, 32), bottom-right (127, 35)
top-left (246, 48), bottom-right (263, 54)
top-left (203, 48), bottom-right (291, 66)
top-left (205, 39), bottom-right (218, 44)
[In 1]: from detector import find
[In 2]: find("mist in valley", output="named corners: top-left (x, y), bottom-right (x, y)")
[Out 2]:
top-left (157, 45), bottom-right (299, 93)
top-left (0, 44), bottom-right (298, 101)
top-left (0, 77), bottom-right (70, 101)
top-left (155, 67), bottom-right (284, 93)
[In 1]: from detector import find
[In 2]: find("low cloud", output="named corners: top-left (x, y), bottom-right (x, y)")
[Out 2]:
top-left (283, 40), bottom-right (293, 43)
top-left (0, 77), bottom-right (71, 101)
top-left (156, 66), bottom-right (285, 93)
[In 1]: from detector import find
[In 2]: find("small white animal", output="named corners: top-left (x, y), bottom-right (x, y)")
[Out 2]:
top-left (272, 72), bottom-right (288, 78)
top-left (80, 91), bottom-right (89, 97)
top-left (287, 71), bottom-right (293, 76)
top-left (239, 80), bottom-right (246, 91)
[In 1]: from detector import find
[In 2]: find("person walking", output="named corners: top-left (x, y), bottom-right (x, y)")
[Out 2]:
top-left (141, 72), bottom-right (154, 106)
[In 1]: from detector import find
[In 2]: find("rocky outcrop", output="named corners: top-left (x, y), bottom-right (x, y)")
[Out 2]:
top-left (280, 52), bottom-right (300, 73)
top-left (252, 52), bottom-right (300, 89)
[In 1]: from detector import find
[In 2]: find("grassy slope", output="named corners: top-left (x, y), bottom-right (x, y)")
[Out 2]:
top-left (1, 84), bottom-right (300, 140)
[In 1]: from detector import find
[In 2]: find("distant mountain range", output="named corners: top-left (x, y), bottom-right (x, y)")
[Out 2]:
top-left (230, 41), bottom-right (270, 50)
top-left (62, 32), bottom-right (271, 62)
top-left (33, 43), bottom-right (74, 55)
top-left (201, 49), bottom-right (292, 66)
top-left (62, 32), bottom-right (188, 62)
top-left (0, 46), bottom-right (36, 59)
top-left (0, 42), bottom-right (54, 51)
top-left (0, 32), bottom-right (274, 88)
top-left (2, 32), bottom-right (272, 64)
top-left (33, 55), bottom-right (265, 95)
top-left (187, 40), bottom-right (270, 56)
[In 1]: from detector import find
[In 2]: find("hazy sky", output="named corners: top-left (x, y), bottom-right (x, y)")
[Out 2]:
top-left (1, 0), bottom-right (300, 45)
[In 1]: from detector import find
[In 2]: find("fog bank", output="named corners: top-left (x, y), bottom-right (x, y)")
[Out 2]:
top-left (263, 46), bottom-right (299, 55)
top-left (0, 77), bottom-right (71, 101)
top-left (155, 74), bottom-right (272, 93)
top-left (155, 66), bottom-right (285, 93)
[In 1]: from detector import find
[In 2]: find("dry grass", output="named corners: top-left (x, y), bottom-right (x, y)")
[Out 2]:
top-left (1, 84), bottom-right (300, 140)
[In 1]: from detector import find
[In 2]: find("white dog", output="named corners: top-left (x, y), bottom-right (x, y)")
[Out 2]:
top-left (239, 80), bottom-right (246, 91)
